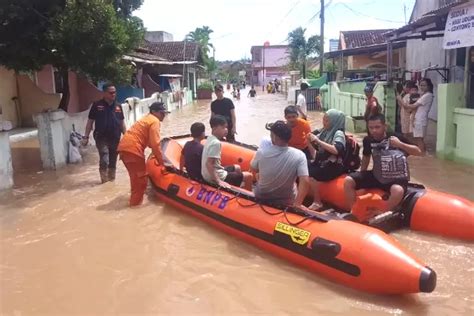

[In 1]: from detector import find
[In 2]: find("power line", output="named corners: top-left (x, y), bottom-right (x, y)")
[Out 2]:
top-left (263, 0), bottom-right (302, 40)
top-left (339, 3), bottom-right (404, 24)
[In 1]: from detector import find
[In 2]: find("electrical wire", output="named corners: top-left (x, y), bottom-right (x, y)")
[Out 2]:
top-left (339, 3), bottom-right (404, 24)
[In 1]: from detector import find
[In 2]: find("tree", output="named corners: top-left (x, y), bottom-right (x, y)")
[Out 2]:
top-left (0, 0), bottom-right (144, 111)
top-left (186, 26), bottom-right (215, 74)
top-left (287, 27), bottom-right (321, 78)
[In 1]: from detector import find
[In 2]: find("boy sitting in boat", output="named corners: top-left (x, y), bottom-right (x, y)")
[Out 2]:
top-left (202, 115), bottom-right (253, 190)
top-left (250, 120), bottom-right (309, 208)
top-left (343, 114), bottom-right (422, 220)
top-left (180, 122), bottom-right (205, 181)
top-left (284, 106), bottom-right (312, 160)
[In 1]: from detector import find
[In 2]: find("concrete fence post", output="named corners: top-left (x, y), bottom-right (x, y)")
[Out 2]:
top-left (0, 132), bottom-right (13, 190)
top-left (33, 110), bottom-right (67, 170)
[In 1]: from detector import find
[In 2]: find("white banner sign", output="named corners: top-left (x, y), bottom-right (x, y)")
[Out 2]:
top-left (443, 2), bottom-right (474, 49)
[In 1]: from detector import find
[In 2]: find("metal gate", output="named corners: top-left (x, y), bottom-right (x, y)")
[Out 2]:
top-left (295, 88), bottom-right (320, 111)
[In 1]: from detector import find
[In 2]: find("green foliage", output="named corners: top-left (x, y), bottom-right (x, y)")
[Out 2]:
top-left (111, 0), bottom-right (143, 17)
top-left (307, 69), bottom-right (320, 79)
top-left (0, 0), bottom-right (65, 71)
top-left (287, 27), bottom-right (321, 77)
top-left (0, 0), bottom-right (144, 110)
top-left (186, 26), bottom-right (215, 73)
top-left (197, 81), bottom-right (214, 90)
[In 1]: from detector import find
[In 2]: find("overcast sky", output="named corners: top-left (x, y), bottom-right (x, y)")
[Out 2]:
top-left (134, 0), bottom-right (416, 61)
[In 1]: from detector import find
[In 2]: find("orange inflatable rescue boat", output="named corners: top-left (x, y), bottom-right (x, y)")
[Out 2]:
top-left (146, 136), bottom-right (437, 294)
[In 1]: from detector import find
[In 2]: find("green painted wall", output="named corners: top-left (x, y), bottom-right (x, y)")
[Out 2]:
top-left (321, 81), bottom-right (396, 132)
top-left (436, 83), bottom-right (474, 165)
top-left (338, 81), bottom-right (366, 94)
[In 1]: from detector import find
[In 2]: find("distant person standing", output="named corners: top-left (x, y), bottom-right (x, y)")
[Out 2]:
top-left (117, 102), bottom-right (170, 206)
top-left (402, 78), bottom-right (434, 154)
top-left (83, 83), bottom-right (126, 183)
top-left (248, 85), bottom-right (257, 98)
top-left (211, 84), bottom-right (237, 142)
top-left (363, 84), bottom-right (382, 122)
top-left (296, 81), bottom-right (309, 120)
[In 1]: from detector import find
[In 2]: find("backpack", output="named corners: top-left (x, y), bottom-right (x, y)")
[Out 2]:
top-left (372, 140), bottom-right (410, 184)
top-left (342, 133), bottom-right (361, 172)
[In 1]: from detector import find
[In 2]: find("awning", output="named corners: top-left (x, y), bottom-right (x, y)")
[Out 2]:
top-left (324, 41), bottom-right (406, 59)
top-left (385, 0), bottom-right (470, 41)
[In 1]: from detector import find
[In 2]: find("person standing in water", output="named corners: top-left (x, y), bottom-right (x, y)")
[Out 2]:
top-left (82, 83), bottom-right (126, 183)
top-left (117, 102), bottom-right (170, 206)
top-left (248, 85), bottom-right (257, 98)
top-left (211, 84), bottom-right (237, 142)
top-left (296, 81), bottom-right (309, 120)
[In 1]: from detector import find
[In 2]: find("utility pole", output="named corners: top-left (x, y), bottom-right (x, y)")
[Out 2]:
top-left (403, 2), bottom-right (407, 24)
top-left (320, 0), bottom-right (325, 76)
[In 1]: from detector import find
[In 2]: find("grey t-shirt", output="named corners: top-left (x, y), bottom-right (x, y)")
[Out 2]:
top-left (251, 145), bottom-right (309, 204)
top-left (201, 135), bottom-right (227, 183)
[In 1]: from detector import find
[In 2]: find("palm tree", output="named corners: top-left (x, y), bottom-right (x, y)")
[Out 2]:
top-left (186, 26), bottom-right (214, 62)
top-left (287, 27), bottom-right (321, 78)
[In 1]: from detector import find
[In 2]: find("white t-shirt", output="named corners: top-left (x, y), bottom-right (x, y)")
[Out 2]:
top-left (414, 92), bottom-right (434, 126)
top-left (296, 93), bottom-right (307, 116)
top-left (201, 135), bottom-right (227, 182)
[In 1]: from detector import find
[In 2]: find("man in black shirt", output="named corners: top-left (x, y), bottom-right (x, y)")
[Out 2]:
top-left (210, 84), bottom-right (236, 142)
top-left (344, 114), bottom-right (421, 216)
top-left (248, 85), bottom-right (257, 98)
top-left (180, 122), bottom-right (205, 180)
top-left (83, 83), bottom-right (126, 183)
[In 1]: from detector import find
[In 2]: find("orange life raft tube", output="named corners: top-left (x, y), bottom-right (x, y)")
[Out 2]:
top-left (166, 135), bottom-right (474, 241)
top-left (146, 136), bottom-right (437, 294)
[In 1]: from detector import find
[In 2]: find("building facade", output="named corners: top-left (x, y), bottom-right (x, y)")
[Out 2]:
top-left (250, 45), bottom-right (290, 86)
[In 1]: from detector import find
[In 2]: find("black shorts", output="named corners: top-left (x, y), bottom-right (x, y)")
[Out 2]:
top-left (309, 161), bottom-right (345, 182)
top-left (224, 165), bottom-right (243, 186)
top-left (349, 170), bottom-right (408, 193)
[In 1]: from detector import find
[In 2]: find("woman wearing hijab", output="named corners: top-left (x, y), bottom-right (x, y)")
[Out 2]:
top-left (306, 109), bottom-right (346, 210)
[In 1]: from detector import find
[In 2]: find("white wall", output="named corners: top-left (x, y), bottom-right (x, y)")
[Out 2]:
top-left (406, 37), bottom-right (446, 120)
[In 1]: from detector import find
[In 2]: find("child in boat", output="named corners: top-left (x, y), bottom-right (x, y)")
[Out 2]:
top-left (180, 122), bottom-right (205, 181)
top-left (202, 115), bottom-right (253, 189)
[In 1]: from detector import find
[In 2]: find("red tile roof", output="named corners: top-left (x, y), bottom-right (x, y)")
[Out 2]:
top-left (141, 40), bottom-right (201, 62)
top-left (340, 29), bottom-right (393, 49)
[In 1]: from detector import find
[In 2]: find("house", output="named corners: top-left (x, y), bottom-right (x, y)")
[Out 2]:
top-left (386, 0), bottom-right (474, 164)
top-left (250, 45), bottom-right (290, 86)
top-left (125, 38), bottom-right (203, 98)
top-left (0, 65), bottom-right (104, 128)
top-left (325, 29), bottom-right (406, 80)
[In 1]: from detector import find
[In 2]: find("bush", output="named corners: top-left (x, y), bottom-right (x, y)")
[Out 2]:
top-left (198, 82), bottom-right (213, 90)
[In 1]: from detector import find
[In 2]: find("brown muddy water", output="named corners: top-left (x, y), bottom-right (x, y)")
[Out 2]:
top-left (1, 89), bottom-right (473, 315)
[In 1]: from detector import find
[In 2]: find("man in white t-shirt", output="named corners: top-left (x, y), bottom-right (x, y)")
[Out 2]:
top-left (296, 81), bottom-right (309, 120)
top-left (202, 115), bottom-right (253, 189)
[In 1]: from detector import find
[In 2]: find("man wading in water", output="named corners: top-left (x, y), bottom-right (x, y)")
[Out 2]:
top-left (83, 83), bottom-right (126, 183)
top-left (211, 84), bottom-right (237, 142)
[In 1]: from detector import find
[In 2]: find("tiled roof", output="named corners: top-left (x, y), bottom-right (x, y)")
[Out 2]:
top-left (141, 40), bottom-right (201, 62)
top-left (127, 49), bottom-right (170, 62)
top-left (340, 29), bottom-right (393, 49)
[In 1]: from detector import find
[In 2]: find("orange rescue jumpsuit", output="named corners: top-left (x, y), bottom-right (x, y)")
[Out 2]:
top-left (117, 114), bottom-right (163, 206)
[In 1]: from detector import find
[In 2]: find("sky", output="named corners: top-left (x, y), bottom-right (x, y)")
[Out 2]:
top-left (134, 0), bottom-right (416, 61)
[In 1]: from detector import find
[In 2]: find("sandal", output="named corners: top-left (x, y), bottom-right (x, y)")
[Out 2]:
top-left (308, 202), bottom-right (323, 211)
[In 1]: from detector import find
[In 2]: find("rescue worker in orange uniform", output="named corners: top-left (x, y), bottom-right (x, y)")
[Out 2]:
top-left (117, 102), bottom-right (170, 206)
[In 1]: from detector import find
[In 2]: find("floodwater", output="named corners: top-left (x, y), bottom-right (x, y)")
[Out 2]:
top-left (1, 88), bottom-right (473, 315)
